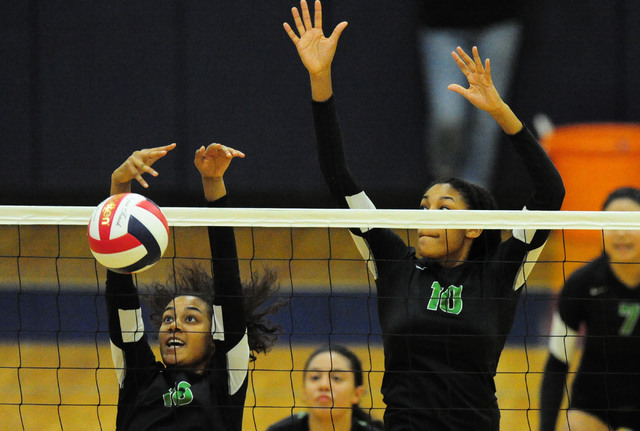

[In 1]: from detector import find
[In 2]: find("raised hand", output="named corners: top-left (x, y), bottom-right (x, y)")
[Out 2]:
top-left (448, 46), bottom-right (522, 134)
top-left (111, 143), bottom-right (176, 194)
top-left (194, 143), bottom-right (245, 179)
top-left (283, 0), bottom-right (348, 77)
top-left (195, 143), bottom-right (245, 202)
top-left (447, 46), bottom-right (505, 114)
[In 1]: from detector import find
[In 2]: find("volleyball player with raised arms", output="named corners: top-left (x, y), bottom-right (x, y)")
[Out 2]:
top-left (106, 143), bottom-right (282, 430)
top-left (283, 1), bottom-right (565, 429)
top-left (539, 188), bottom-right (640, 431)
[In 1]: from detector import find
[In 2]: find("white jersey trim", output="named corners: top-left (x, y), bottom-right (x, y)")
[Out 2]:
top-left (512, 206), bottom-right (537, 245)
top-left (212, 304), bottom-right (225, 341)
top-left (118, 308), bottom-right (144, 343)
top-left (345, 192), bottom-right (378, 279)
top-left (110, 341), bottom-right (126, 387)
top-left (345, 192), bottom-right (375, 233)
top-left (548, 311), bottom-right (578, 363)
top-left (511, 206), bottom-right (546, 290)
top-left (511, 240), bottom-right (546, 291)
top-left (227, 331), bottom-right (249, 395)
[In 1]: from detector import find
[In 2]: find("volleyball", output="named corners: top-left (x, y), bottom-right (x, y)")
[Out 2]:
top-left (87, 193), bottom-right (169, 274)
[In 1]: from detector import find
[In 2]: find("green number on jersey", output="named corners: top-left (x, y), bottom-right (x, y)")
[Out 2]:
top-left (618, 302), bottom-right (640, 336)
top-left (428, 281), bottom-right (463, 315)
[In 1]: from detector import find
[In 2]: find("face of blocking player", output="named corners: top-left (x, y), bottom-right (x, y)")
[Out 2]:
top-left (603, 197), bottom-right (640, 264)
top-left (302, 351), bottom-right (364, 422)
top-left (418, 183), bottom-right (482, 266)
top-left (159, 295), bottom-right (214, 374)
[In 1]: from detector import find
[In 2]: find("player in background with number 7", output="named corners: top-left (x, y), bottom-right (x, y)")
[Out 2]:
top-left (539, 187), bottom-right (640, 431)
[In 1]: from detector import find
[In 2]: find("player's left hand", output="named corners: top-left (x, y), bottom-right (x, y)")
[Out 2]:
top-left (447, 46), bottom-right (504, 114)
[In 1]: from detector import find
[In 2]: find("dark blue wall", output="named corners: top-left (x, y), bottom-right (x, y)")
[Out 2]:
top-left (2, 1), bottom-right (640, 210)
top-left (0, 288), bottom-right (553, 347)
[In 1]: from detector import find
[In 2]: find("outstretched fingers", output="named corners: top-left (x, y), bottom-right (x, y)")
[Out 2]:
top-left (448, 45), bottom-right (504, 114)
top-left (119, 156), bottom-right (153, 189)
top-left (452, 46), bottom-right (474, 75)
top-left (484, 57), bottom-right (491, 80)
top-left (132, 165), bottom-right (149, 188)
top-left (300, 0), bottom-right (313, 31)
top-left (292, 4), bottom-right (305, 36)
top-left (451, 52), bottom-right (468, 78)
top-left (132, 143), bottom-right (176, 187)
top-left (282, 5), bottom-right (304, 44)
top-left (470, 46), bottom-right (484, 72)
top-left (147, 143), bottom-right (176, 165)
top-left (284, 0), bottom-right (325, 43)
top-left (329, 21), bottom-right (348, 43)
top-left (283, 21), bottom-right (299, 44)
top-left (110, 143), bottom-right (175, 193)
top-left (452, 46), bottom-right (494, 87)
top-left (313, 0), bottom-right (322, 29)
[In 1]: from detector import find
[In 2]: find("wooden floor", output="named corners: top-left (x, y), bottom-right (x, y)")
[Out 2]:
top-left (0, 342), bottom-right (569, 431)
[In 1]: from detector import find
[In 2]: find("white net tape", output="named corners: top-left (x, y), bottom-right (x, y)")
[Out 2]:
top-left (2, 205), bottom-right (640, 229)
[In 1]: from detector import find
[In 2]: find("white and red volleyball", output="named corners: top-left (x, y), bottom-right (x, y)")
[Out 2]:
top-left (87, 193), bottom-right (169, 274)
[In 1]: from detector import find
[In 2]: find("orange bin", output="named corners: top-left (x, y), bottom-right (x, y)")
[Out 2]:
top-left (542, 123), bottom-right (640, 269)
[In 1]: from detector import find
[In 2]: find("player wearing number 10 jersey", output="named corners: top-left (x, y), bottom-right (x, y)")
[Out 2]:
top-left (283, 2), bottom-right (565, 428)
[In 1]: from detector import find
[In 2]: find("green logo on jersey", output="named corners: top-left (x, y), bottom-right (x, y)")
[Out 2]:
top-left (163, 381), bottom-right (194, 407)
top-left (427, 281), bottom-right (463, 315)
top-left (618, 302), bottom-right (640, 336)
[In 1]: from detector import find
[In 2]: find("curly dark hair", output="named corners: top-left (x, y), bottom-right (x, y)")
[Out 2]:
top-left (143, 263), bottom-right (287, 361)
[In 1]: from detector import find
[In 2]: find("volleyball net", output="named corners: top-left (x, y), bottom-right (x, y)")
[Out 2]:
top-left (1, 205), bottom-right (637, 430)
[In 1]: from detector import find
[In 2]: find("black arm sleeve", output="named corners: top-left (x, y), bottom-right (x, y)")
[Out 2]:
top-left (207, 195), bottom-right (246, 354)
top-left (509, 126), bottom-right (565, 212)
top-left (312, 96), bottom-right (364, 207)
top-left (539, 354), bottom-right (570, 431)
top-left (313, 98), bottom-right (565, 214)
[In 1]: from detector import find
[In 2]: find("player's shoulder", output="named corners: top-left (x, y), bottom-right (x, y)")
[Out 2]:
top-left (563, 254), bottom-right (609, 293)
top-left (266, 412), bottom-right (308, 431)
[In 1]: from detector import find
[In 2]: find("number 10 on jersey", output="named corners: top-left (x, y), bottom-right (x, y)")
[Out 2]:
top-left (427, 282), bottom-right (464, 315)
